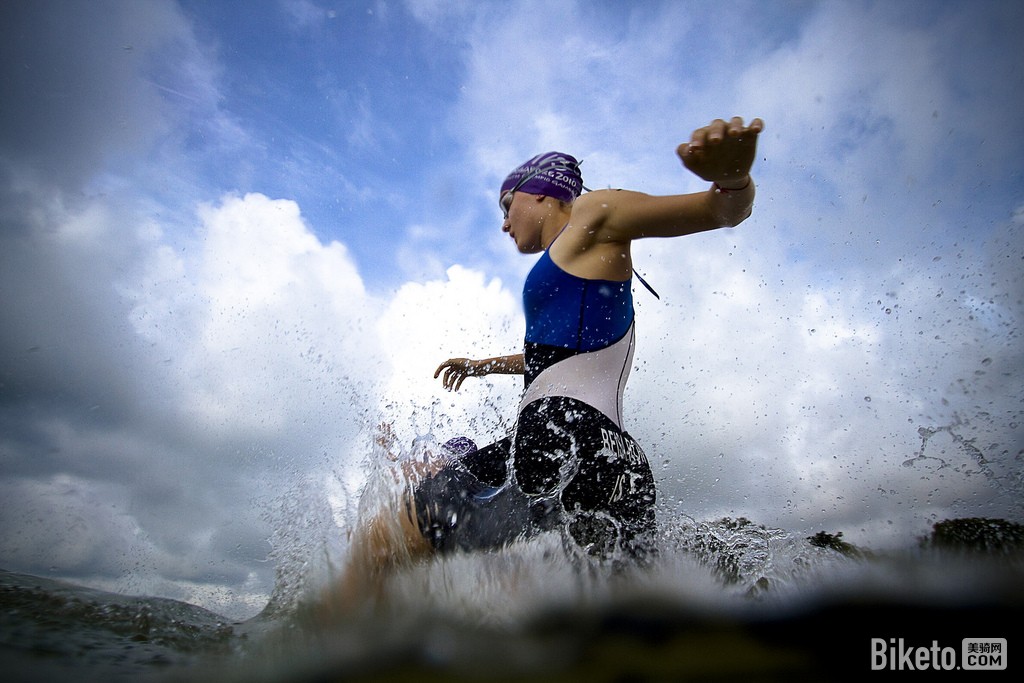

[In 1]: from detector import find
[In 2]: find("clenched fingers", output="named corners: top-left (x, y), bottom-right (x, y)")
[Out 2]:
top-left (678, 116), bottom-right (763, 158)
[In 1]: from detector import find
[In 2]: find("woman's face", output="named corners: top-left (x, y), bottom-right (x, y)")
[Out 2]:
top-left (500, 191), bottom-right (545, 254)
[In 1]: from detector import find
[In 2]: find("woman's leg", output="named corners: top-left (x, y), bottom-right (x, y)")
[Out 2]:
top-left (319, 425), bottom-right (442, 614)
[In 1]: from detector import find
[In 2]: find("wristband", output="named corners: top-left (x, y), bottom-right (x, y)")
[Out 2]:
top-left (713, 177), bottom-right (751, 194)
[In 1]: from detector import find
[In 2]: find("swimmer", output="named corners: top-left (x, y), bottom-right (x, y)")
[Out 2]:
top-left (332, 117), bottom-right (763, 607)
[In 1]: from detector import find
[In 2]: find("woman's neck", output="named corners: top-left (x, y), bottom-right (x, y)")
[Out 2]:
top-left (540, 202), bottom-right (573, 250)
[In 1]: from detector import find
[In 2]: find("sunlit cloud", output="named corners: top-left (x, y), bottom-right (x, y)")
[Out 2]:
top-left (0, 0), bottom-right (1021, 619)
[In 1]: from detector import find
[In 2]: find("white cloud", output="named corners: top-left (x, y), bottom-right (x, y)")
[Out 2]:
top-left (0, 185), bottom-right (522, 616)
top-left (1, 0), bottom-right (1021, 619)
top-left (623, 206), bottom-right (1022, 545)
top-left (374, 264), bottom-right (524, 441)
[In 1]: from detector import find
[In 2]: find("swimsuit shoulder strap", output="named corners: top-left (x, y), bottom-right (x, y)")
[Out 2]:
top-left (632, 268), bottom-right (660, 299)
top-left (544, 223), bottom-right (571, 251)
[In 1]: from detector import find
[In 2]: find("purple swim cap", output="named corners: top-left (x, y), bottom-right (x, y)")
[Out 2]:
top-left (442, 436), bottom-right (477, 458)
top-left (500, 152), bottom-right (583, 204)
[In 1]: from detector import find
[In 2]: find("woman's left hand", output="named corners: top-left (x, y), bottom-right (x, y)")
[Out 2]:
top-left (677, 117), bottom-right (764, 187)
top-left (434, 358), bottom-right (480, 392)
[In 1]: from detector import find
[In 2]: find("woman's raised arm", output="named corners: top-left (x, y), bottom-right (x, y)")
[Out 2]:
top-left (582, 117), bottom-right (763, 242)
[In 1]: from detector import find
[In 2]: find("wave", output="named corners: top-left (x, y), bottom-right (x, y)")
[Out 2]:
top-left (0, 568), bottom-right (235, 682)
top-left (3, 516), bottom-right (1022, 683)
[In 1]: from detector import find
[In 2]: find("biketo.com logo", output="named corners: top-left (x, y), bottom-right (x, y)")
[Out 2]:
top-left (871, 638), bottom-right (1006, 671)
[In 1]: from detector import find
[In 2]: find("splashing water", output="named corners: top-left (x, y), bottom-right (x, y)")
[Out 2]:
top-left (903, 412), bottom-right (1024, 510)
top-left (3, 427), bottom-right (1022, 682)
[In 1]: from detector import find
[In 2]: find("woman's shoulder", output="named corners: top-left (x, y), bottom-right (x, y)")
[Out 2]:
top-left (570, 188), bottom-right (650, 219)
top-left (572, 187), bottom-right (624, 209)
top-left (567, 189), bottom-right (615, 230)
top-left (551, 192), bottom-right (635, 280)
top-left (566, 189), bottom-right (637, 244)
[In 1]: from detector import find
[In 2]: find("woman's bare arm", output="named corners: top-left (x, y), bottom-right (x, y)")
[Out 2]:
top-left (434, 354), bottom-right (525, 391)
top-left (576, 117), bottom-right (763, 242)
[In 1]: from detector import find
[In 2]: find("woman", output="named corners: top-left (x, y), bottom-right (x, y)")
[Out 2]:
top-left (420, 116), bottom-right (764, 562)
top-left (332, 117), bottom-right (763, 605)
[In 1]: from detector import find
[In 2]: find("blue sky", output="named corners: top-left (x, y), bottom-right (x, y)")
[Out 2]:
top-left (1, 0), bottom-right (1022, 619)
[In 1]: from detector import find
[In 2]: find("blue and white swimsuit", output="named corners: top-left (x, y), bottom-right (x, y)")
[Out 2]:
top-left (414, 239), bottom-right (657, 560)
top-left (521, 247), bottom-right (635, 429)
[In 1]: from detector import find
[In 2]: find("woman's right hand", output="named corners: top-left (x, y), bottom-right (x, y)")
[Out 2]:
top-left (434, 358), bottom-right (481, 391)
top-left (677, 116), bottom-right (763, 188)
